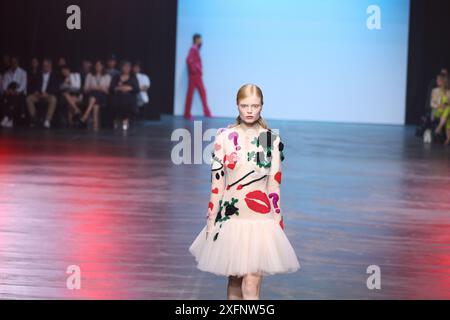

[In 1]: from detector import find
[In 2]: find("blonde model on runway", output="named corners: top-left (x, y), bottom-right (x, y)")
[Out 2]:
top-left (189, 84), bottom-right (300, 299)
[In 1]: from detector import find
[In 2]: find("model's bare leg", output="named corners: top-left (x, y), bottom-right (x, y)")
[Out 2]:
top-left (445, 128), bottom-right (450, 145)
top-left (242, 272), bottom-right (262, 300)
top-left (227, 275), bottom-right (243, 300)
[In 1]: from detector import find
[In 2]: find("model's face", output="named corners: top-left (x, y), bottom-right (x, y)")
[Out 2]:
top-left (132, 65), bottom-right (140, 74)
top-left (237, 95), bottom-right (262, 125)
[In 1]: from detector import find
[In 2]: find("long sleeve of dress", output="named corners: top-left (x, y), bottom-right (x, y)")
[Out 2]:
top-left (206, 129), bottom-right (226, 232)
top-left (268, 133), bottom-right (285, 230)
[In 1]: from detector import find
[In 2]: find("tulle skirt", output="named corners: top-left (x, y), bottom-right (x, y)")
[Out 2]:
top-left (188, 218), bottom-right (300, 277)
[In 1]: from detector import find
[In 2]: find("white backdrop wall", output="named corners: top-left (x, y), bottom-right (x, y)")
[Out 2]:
top-left (174, 0), bottom-right (410, 125)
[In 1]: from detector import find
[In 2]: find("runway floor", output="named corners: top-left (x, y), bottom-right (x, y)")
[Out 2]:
top-left (0, 115), bottom-right (450, 299)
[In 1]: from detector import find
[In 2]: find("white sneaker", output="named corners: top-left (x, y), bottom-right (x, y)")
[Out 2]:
top-left (423, 129), bottom-right (432, 144)
top-left (44, 120), bottom-right (51, 129)
top-left (1, 116), bottom-right (9, 127)
top-left (3, 119), bottom-right (13, 128)
top-left (122, 120), bottom-right (129, 131)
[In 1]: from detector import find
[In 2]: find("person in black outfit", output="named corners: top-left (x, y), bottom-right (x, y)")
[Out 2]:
top-left (26, 58), bottom-right (61, 128)
top-left (79, 59), bottom-right (92, 89)
top-left (1, 56), bottom-right (27, 128)
top-left (109, 60), bottom-right (139, 131)
top-left (27, 58), bottom-right (41, 95)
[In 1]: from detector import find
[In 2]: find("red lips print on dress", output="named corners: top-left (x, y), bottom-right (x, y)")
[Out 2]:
top-left (274, 171), bottom-right (282, 184)
top-left (244, 190), bottom-right (271, 214)
top-left (224, 152), bottom-right (238, 170)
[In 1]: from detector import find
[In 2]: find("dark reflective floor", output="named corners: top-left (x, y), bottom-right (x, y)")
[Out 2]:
top-left (0, 115), bottom-right (449, 299)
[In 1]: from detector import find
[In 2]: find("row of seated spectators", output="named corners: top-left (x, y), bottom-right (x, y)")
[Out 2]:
top-left (0, 54), bottom-right (154, 131)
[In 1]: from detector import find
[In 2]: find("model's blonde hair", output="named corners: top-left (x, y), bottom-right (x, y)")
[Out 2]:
top-left (231, 83), bottom-right (269, 130)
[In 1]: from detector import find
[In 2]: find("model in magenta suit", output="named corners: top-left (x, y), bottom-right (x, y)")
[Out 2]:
top-left (184, 34), bottom-right (212, 120)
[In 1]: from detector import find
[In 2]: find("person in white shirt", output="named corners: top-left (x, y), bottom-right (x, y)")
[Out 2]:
top-left (431, 73), bottom-right (450, 145)
top-left (1, 56), bottom-right (27, 128)
top-left (132, 61), bottom-right (150, 108)
top-left (81, 59), bottom-right (111, 130)
top-left (26, 58), bottom-right (59, 128)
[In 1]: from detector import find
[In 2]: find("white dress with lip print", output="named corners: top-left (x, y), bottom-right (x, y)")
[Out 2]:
top-left (189, 124), bottom-right (300, 277)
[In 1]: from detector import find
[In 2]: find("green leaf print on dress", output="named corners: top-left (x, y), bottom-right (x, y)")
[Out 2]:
top-left (247, 131), bottom-right (285, 168)
top-left (213, 198), bottom-right (239, 241)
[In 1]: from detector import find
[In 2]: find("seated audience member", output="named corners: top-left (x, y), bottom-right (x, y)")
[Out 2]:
top-left (425, 68), bottom-right (448, 112)
top-left (59, 65), bottom-right (82, 127)
top-left (430, 72), bottom-right (450, 145)
top-left (27, 58), bottom-right (41, 95)
top-left (26, 58), bottom-right (60, 128)
top-left (82, 59), bottom-right (111, 130)
top-left (109, 60), bottom-right (139, 131)
top-left (105, 54), bottom-right (120, 78)
top-left (56, 57), bottom-right (68, 84)
top-left (132, 61), bottom-right (150, 109)
top-left (79, 59), bottom-right (93, 89)
top-left (1, 56), bottom-right (27, 128)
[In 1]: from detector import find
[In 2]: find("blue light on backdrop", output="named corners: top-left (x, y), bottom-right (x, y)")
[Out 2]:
top-left (174, 0), bottom-right (410, 125)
